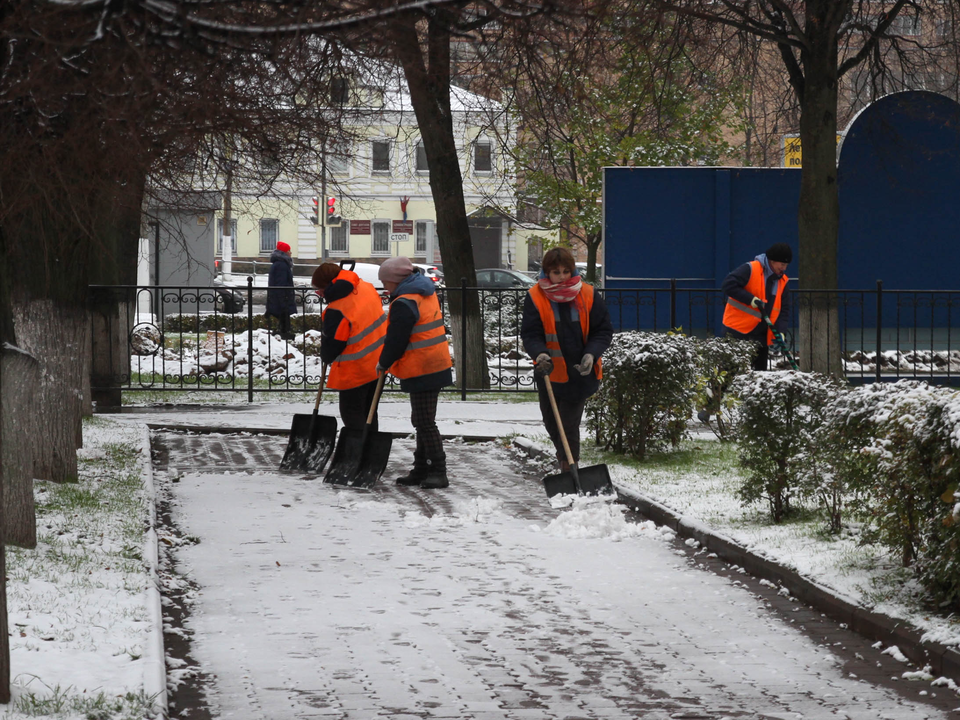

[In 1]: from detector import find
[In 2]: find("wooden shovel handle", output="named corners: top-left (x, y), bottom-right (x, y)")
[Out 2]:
top-left (367, 370), bottom-right (387, 426)
top-left (544, 376), bottom-right (575, 467)
top-left (313, 363), bottom-right (328, 412)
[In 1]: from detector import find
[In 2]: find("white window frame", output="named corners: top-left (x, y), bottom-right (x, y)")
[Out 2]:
top-left (415, 142), bottom-right (429, 173)
top-left (371, 139), bottom-right (392, 175)
top-left (327, 142), bottom-right (351, 176)
top-left (415, 220), bottom-right (432, 255)
top-left (371, 220), bottom-right (391, 255)
top-left (329, 220), bottom-right (350, 255)
top-left (891, 13), bottom-right (921, 36)
top-left (473, 137), bottom-right (494, 174)
top-left (259, 218), bottom-right (279, 254)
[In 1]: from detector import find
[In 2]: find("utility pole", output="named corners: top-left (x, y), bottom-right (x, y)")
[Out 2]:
top-left (320, 144), bottom-right (327, 261)
top-left (221, 158), bottom-right (234, 278)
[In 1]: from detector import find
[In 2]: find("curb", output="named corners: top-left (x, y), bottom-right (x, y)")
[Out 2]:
top-left (139, 426), bottom-right (169, 718)
top-left (510, 438), bottom-right (960, 684)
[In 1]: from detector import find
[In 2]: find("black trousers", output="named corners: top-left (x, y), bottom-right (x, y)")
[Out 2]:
top-left (724, 330), bottom-right (768, 371)
top-left (537, 389), bottom-right (587, 465)
top-left (339, 379), bottom-right (379, 432)
top-left (410, 389), bottom-right (445, 468)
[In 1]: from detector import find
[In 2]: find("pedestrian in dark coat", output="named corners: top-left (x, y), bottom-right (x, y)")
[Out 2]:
top-left (266, 241), bottom-right (297, 340)
top-left (521, 247), bottom-right (613, 470)
top-left (376, 256), bottom-right (453, 489)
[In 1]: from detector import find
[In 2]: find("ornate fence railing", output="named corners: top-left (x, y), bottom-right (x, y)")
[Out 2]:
top-left (89, 279), bottom-right (960, 401)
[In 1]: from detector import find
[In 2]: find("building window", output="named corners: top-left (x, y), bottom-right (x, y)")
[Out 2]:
top-left (217, 218), bottom-right (237, 255)
top-left (415, 142), bottom-right (429, 173)
top-left (330, 221), bottom-right (349, 255)
top-left (891, 14), bottom-right (921, 36)
top-left (327, 143), bottom-right (351, 175)
top-left (330, 76), bottom-right (349, 105)
top-left (415, 220), bottom-right (430, 255)
top-left (474, 139), bottom-right (493, 173)
top-left (372, 140), bottom-right (391, 173)
top-left (372, 220), bottom-right (390, 255)
top-left (260, 218), bottom-right (279, 254)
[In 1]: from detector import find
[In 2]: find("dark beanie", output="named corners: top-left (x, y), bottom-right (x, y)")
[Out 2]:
top-left (766, 243), bottom-right (793, 264)
top-left (311, 262), bottom-right (341, 289)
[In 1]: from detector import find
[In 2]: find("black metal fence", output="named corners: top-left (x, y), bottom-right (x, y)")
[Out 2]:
top-left (89, 279), bottom-right (960, 400)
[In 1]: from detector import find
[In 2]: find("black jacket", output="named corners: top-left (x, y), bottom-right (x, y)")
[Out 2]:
top-left (266, 250), bottom-right (297, 317)
top-left (521, 286), bottom-right (614, 402)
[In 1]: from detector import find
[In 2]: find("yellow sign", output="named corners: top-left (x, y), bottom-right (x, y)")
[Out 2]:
top-left (782, 134), bottom-right (843, 167)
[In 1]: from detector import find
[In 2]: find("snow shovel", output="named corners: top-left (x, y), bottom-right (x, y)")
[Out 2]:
top-left (762, 314), bottom-right (800, 370)
top-left (280, 363), bottom-right (338, 473)
top-left (323, 370), bottom-right (392, 488)
top-left (541, 376), bottom-right (616, 499)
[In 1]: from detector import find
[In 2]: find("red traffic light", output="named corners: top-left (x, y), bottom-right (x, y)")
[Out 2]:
top-left (327, 197), bottom-right (336, 215)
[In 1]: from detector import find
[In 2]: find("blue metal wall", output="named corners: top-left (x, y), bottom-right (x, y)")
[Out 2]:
top-left (603, 91), bottom-right (960, 335)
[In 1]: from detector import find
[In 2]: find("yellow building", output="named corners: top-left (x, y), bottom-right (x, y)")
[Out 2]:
top-left (217, 79), bottom-right (548, 277)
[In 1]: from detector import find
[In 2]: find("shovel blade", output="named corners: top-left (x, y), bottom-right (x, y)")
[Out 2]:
top-left (280, 414), bottom-right (338, 472)
top-left (323, 428), bottom-right (393, 488)
top-left (543, 463), bottom-right (615, 499)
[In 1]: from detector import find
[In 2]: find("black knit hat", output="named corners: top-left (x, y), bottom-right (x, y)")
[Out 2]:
top-left (766, 243), bottom-right (793, 264)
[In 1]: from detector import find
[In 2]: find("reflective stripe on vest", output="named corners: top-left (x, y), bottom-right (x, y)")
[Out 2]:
top-left (324, 273), bottom-right (388, 390)
top-left (722, 260), bottom-right (788, 345)
top-left (389, 292), bottom-right (452, 380)
top-left (528, 284), bottom-right (602, 383)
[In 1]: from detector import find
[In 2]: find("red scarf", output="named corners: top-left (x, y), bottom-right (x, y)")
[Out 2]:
top-left (537, 275), bottom-right (582, 303)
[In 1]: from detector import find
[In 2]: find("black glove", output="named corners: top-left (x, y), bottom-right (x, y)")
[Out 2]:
top-left (750, 296), bottom-right (767, 316)
top-left (534, 353), bottom-right (554, 378)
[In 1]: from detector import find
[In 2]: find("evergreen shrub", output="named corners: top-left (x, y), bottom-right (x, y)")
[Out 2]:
top-left (586, 331), bottom-right (699, 460)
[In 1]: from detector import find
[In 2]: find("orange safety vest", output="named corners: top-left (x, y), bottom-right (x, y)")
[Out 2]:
top-left (387, 292), bottom-right (452, 379)
top-left (722, 260), bottom-right (788, 345)
top-left (323, 271), bottom-right (387, 390)
top-left (528, 284), bottom-right (603, 384)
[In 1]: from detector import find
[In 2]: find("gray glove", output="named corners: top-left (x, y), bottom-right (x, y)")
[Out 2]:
top-left (534, 352), bottom-right (554, 378)
top-left (750, 296), bottom-right (767, 315)
top-left (575, 353), bottom-right (594, 376)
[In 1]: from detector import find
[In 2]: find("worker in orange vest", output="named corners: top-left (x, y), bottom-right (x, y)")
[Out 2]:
top-left (721, 242), bottom-right (792, 373)
top-left (376, 256), bottom-right (453, 489)
top-left (311, 262), bottom-right (387, 431)
top-left (521, 247), bottom-right (613, 472)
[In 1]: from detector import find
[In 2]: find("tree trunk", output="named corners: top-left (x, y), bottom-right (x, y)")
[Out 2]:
top-left (12, 299), bottom-right (87, 483)
top-left (389, 14), bottom-right (490, 389)
top-left (797, 6), bottom-right (844, 376)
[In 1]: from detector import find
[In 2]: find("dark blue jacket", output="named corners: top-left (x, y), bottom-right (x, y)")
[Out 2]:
top-left (721, 257), bottom-right (790, 341)
top-left (266, 250), bottom-right (297, 318)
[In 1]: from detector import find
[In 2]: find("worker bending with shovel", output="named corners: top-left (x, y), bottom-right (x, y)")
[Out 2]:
top-left (376, 257), bottom-right (453, 489)
top-left (312, 262), bottom-right (387, 431)
top-left (522, 247), bottom-right (613, 474)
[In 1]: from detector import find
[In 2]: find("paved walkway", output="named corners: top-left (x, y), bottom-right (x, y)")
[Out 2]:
top-left (147, 427), bottom-right (959, 720)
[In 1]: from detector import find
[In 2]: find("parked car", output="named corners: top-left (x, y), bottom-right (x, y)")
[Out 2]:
top-left (212, 277), bottom-right (246, 314)
top-left (475, 268), bottom-right (537, 289)
top-left (412, 263), bottom-right (444, 286)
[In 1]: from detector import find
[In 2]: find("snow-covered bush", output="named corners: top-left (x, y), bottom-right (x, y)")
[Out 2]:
top-left (856, 383), bottom-right (960, 568)
top-left (695, 336), bottom-right (754, 441)
top-left (586, 331), bottom-right (699, 460)
top-left (731, 370), bottom-right (845, 523)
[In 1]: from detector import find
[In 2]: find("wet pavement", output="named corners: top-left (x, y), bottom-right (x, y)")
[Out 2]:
top-left (150, 429), bottom-right (960, 720)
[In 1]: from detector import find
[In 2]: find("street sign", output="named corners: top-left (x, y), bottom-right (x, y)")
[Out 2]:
top-left (389, 233), bottom-right (410, 244)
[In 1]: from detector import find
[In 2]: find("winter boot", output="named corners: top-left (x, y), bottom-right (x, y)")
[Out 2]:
top-left (420, 456), bottom-right (448, 489)
top-left (396, 440), bottom-right (429, 486)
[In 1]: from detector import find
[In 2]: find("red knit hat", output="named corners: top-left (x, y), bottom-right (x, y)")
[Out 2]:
top-left (276, 241), bottom-right (291, 253)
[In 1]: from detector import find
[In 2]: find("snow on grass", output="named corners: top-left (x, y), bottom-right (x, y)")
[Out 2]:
top-left (1, 417), bottom-right (160, 720)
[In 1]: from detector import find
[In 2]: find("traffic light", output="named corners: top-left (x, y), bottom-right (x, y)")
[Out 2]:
top-left (326, 196), bottom-right (341, 226)
top-left (310, 196), bottom-right (319, 225)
